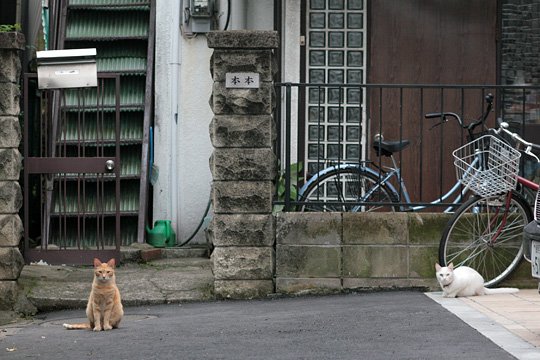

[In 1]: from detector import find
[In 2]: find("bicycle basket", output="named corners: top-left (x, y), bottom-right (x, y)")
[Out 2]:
top-left (453, 135), bottom-right (521, 197)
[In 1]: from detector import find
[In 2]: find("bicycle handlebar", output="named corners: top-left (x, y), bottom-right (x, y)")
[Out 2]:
top-left (495, 122), bottom-right (540, 162)
top-left (424, 94), bottom-right (494, 136)
top-left (425, 93), bottom-right (540, 162)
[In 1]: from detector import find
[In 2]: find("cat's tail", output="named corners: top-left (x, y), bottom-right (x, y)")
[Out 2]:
top-left (483, 287), bottom-right (519, 295)
top-left (63, 322), bottom-right (91, 330)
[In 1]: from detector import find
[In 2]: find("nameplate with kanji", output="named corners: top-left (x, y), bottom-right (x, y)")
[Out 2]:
top-left (225, 73), bottom-right (260, 89)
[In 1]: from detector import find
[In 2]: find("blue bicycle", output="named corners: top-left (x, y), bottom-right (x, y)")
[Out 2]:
top-left (298, 95), bottom-right (494, 212)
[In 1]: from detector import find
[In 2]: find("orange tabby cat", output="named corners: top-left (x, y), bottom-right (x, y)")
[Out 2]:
top-left (63, 258), bottom-right (124, 331)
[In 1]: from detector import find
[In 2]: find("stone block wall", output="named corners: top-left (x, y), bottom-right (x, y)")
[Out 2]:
top-left (207, 31), bottom-right (278, 299)
top-left (0, 32), bottom-right (33, 321)
top-left (274, 212), bottom-right (536, 295)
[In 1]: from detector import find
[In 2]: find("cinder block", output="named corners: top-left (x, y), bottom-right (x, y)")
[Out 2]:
top-left (0, 83), bottom-right (20, 116)
top-left (276, 212), bottom-right (341, 245)
top-left (0, 32), bottom-right (25, 50)
top-left (211, 50), bottom-right (275, 82)
top-left (212, 181), bottom-right (273, 214)
top-left (342, 245), bottom-right (408, 278)
top-left (213, 246), bottom-right (274, 280)
top-left (207, 30), bottom-right (279, 50)
top-left (343, 278), bottom-right (438, 291)
top-left (0, 181), bottom-right (22, 214)
top-left (0, 215), bottom-right (22, 247)
top-left (210, 115), bottom-right (275, 148)
top-left (0, 149), bottom-right (22, 180)
top-left (0, 117), bottom-right (22, 148)
top-left (211, 82), bottom-right (274, 116)
top-left (0, 280), bottom-right (18, 310)
top-left (408, 213), bottom-right (451, 245)
top-left (0, 247), bottom-right (24, 280)
top-left (210, 148), bottom-right (277, 181)
top-left (212, 214), bottom-right (274, 247)
top-left (408, 246), bottom-right (439, 278)
top-left (0, 51), bottom-right (21, 83)
top-left (343, 212), bottom-right (408, 245)
top-left (276, 245), bottom-right (341, 278)
top-left (276, 278), bottom-right (341, 295)
top-left (214, 279), bottom-right (274, 299)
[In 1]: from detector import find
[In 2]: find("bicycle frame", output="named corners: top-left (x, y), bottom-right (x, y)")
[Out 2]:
top-left (298, 162), bottom-right (401, 201)
top-left (298, 161), bottom-right (469, 212)
top-left (518, 175), bottom-right (539, 192)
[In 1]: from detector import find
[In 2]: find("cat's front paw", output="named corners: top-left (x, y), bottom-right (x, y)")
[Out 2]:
top-left (103, 324), bottom-right (112, 331)
top-left (93, 325), bottom-right (102, 332)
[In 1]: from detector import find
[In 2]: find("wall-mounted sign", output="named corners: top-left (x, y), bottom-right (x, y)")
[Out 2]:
top-left (225, 72), bottom-right (260, 89)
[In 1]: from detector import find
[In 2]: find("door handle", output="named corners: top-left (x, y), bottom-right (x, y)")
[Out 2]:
top-left (105, 160), bottom-right (115, 171)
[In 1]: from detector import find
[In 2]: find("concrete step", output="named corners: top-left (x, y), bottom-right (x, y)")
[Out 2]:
top-left (19, 257), bottom-right (215, 312)
top-left (121, 244), bottom-right (210, 264)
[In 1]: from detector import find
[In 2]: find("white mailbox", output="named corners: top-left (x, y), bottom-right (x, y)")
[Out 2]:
top-left (36, 48), bottom-right (97, 89)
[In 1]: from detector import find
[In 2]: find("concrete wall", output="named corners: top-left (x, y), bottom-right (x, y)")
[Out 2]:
top-left (275, 212), bottom-right (536, 295)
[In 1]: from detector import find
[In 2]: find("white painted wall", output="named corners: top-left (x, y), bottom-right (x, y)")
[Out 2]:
top-left (154, 0), bottom-right (275, 245)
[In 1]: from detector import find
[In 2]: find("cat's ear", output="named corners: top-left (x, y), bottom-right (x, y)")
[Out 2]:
top-left (93, 258), bottom-right (102, 268)
top-left (448, 263), bottom-right (454, 270)
top-left (435, 263), bottom-right (442, 271)
top-left (107, 258), bottom-right (116, 268)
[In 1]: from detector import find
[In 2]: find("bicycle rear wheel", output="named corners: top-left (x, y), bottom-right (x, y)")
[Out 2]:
top-left (299, 167), bottom-right (400, 212)
top-left (439, 191), bottom-right (531, 287)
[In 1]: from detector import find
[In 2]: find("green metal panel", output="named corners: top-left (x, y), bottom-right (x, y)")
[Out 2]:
top-left (69, 0), bottom-right (150, 5)
top-left (66, 10), bottom-right (149, 39)
top-left (69, 0), bottom-right (150, 8)
top-left (62, 112), bottom-right (144, 144)
top-left (52, 180), bottom-right (139, 214)
top-left (49, 218), bottom-right (138, 247)
top-left (98, 57), bottom-right (146, 73)
top-left (72, 41), bottom-right (148, 73)
top-left (63, 76), bottom-right (146, 110)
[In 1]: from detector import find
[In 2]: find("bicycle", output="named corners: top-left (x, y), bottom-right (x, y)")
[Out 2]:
top-left (298, 95), bottom-right (496, 213)
top-left (439, 119), bottom-right (540, 287)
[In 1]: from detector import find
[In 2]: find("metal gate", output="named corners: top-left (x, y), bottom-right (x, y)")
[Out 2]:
top-left (23, 73), bottom-right (121, 265)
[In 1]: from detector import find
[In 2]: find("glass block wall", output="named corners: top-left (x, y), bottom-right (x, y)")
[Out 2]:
top-left (305, 0), bottom-right (367, 176)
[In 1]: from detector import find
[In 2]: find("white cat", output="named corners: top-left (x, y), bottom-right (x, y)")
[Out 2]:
top-left (435, 263), bottom-right (519, 298)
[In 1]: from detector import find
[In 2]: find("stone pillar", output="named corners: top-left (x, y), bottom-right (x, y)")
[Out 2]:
top-left (0, 32), bottom-right (33, 322)
top-left (207, 31), bottom-right (278, 299)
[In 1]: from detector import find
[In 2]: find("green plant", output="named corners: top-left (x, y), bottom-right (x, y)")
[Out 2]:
top-left (0, 23), bottom-right (22, 32)
top-left (274, 162), bottom-right (303, 213)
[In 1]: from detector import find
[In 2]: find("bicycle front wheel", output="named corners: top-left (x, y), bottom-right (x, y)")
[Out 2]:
top-left (439, 191), bottom-right (532, 287)
top-left (299, 167), bottom-right (400, 212)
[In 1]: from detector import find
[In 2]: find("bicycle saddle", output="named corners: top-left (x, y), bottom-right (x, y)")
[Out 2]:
top-left (373, 139), bottom-right (410, 157)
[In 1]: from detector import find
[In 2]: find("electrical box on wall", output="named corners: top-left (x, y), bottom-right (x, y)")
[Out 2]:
top-left (183, 0), bottom-right (215, 34)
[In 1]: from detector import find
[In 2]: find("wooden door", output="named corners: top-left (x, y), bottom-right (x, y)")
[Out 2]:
top-left (368, 0), bottom-right (498, 205)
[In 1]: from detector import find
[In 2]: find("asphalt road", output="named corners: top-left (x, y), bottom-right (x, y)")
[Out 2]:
top-left (1, 291), bottom-right (515, 360)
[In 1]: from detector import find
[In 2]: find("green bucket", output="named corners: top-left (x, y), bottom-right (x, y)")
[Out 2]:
top-left (146, 220), bottom-right (176, 248)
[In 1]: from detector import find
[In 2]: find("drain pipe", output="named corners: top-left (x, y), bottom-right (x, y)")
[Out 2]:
top-left (170, 0), bottom-right (181, 234)
top-left (230, 0), bottom-right (246, 29)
